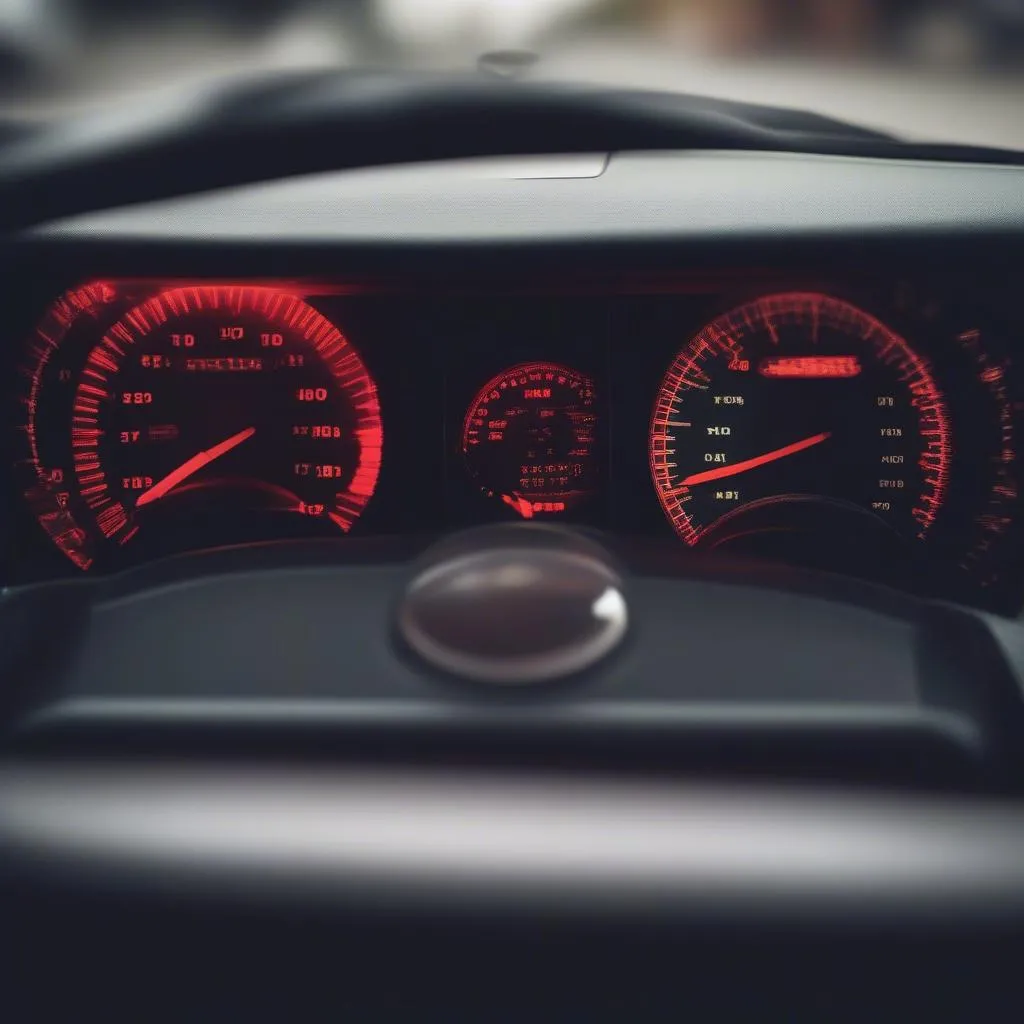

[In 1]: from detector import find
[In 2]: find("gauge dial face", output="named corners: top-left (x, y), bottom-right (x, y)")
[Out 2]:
top-left (24, 284), bottom-right (383, 568)
top-left (649, 293), bottom-right (952, 547)
top-left (462, 361), bottom-right (598, 518)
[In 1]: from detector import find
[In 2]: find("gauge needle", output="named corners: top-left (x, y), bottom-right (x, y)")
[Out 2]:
top-left (677, 430), bottom-right (832, 489)
top-left (501, 492), bottom-right (535, 519)
top-left (135, 426), bottom-right (256, 508)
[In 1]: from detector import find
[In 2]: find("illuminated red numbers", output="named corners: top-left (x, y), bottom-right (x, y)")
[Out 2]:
top-left (122, 392), bottom-right (153, 405)
top-left (728, 357), bottom-right (751, 372)
top-left (141, 354), bottom-right (169, 368)
top-left (759, 356), bottom-right (861, 378)
top-left (261, 333), bottom-right (284, 347)
top-left (120, 431), bottom-right (141, 444)
top-left (171, 333), bottom-right (195, 348)
top-left (121, 476), bottom-right (154, 491)
top-left (294, 463), bottom-right (343, 478)
top-left (221, 326), bottom-right (244, 340)
top-left (523, 388), bottom-right (551, 399)
top-left (184, 357), bottom-right (262, 372)
top-left (297, 388), bottom-right (328, 402)
top-left (292, 425), bottom-right (344, 438)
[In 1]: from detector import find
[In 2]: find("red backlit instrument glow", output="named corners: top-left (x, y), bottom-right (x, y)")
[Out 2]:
top-left (22, 282), bottom-right (383, 569)
top-left (650, 292), bottom-right (952, 547)
top-left (759, 355), bottom-right (861, 378)
top-left (462, 361), bottom-right (598, 518)
top-left (675, 431), bottom-right (833, 488)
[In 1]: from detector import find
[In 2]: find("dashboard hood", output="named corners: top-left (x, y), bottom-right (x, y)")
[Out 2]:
top-left (1, 69), bottom-right (1023, 233)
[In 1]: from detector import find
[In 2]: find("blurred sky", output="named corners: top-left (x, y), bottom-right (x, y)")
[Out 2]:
top-left (377, 0), bottom-right (598, 47)
top-left (0, 0), bottom-right (1021, 149)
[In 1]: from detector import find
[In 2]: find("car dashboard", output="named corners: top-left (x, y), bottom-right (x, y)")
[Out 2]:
top-left (6, 263), bottom-right (1024, 615)
top-left (5, 90), bottom-right (1024, 1011)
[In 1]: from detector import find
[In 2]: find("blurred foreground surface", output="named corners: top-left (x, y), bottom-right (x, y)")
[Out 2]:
top-left (0, 1), bottom-right (1020, 149)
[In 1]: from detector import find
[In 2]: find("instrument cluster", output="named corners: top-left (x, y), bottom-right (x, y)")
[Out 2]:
top-left (8, 276), bottom-right (1024, 613)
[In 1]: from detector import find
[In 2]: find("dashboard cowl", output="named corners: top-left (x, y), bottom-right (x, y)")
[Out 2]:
top-left (1, 536), bottom-right (1019, 789)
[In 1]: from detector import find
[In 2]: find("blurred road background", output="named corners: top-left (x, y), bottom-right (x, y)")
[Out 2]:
top-left (0, 0), bottom-right (1021, 148)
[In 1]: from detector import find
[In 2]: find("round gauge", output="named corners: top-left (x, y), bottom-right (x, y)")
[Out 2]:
top-left (23, 284), bottom-right (383, 568)
top-left (462, 361), bottom-right (598, 518)
top-left (951, 323), bottom-right (1021, 585)
top-left (649, 292), bottom-right (952, 562)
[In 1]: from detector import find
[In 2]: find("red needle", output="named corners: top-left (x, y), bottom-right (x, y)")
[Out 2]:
top-left (675, 430), bottom-right (832, 490)
top-left (135, 426), bottom-right (256, 508)
top-left (501, 493), bottom-right (535, 519)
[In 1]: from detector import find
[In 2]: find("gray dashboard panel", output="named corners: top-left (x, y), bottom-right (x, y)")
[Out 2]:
top-left (3, 762), bottom-right (1024, 921)
top-left (29, 151), bottom-right (1024, 244)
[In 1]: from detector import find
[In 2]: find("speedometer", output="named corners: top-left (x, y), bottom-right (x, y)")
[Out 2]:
top-left (649, 292), bottom-right (952, 555)
top-left (23, 283), bottom-right (383, 569)
top-left (461, 361), bottom-right (599, 519)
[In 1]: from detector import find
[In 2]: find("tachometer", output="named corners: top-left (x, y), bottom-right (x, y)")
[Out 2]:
top-left (649, 293), bottom-right (952, 558)
top-left (462, 361), bottom-right (598, 518)
top-left (23, 283), bottom-right (383, 568)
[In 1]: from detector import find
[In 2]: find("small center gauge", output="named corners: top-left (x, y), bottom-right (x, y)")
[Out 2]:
top-left (461, 361), bottom-right (599, 518)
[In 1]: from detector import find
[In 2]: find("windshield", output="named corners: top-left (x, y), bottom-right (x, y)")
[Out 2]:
top-left (1, 0), bottom-right (1021, 151)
